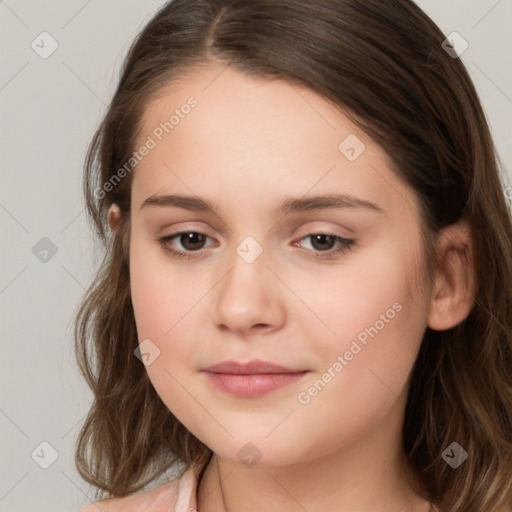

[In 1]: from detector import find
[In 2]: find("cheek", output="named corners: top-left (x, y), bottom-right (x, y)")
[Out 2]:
top-left (294, 237), bottom-right (428, 402)
top-left (129, 233), bottom-right (208, 424)
top-left (129, 229), bottom-right (205, 341)
top-left (286, 255), bottom-right (428, 461)
top-left (291, 234), bottom-right (427, 363)
top-left (301, 242), bottom-right (427, 392)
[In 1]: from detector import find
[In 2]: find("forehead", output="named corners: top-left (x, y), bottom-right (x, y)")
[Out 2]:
top-left (131, 63), bottom-right (419, 220)
top-left (137, 64), bottom-right (348, 148)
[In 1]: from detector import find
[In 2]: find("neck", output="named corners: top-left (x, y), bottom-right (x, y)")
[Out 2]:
top-left (196, 399), bottom-right (432, 512)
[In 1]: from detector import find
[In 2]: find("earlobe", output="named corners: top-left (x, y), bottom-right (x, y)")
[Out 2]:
top-left (427, 222), bottom-right (476, 331)
top-left (107, 203), bottom-right (121, 234)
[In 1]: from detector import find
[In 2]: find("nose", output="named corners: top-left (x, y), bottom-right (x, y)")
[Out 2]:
top-left (212, 243), bottom-right (286, 337)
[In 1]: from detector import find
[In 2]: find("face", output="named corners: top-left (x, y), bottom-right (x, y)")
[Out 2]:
top-left (128, 63), bottom-right (431, 467)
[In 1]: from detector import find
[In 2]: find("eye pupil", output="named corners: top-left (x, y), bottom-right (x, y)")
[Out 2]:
top-left (311, 234), bottom-right (335, 251)
top-left (181, 232), bottom-right (206, 250)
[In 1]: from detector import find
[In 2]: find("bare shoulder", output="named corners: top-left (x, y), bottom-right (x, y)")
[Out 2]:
top-left (77, 479), bottom-right (180, 512)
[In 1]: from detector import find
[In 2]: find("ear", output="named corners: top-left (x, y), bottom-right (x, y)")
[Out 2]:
top-left (107, 203), bottom-right (121, 234)
top-left (427, 221), bottom-right (476, 331)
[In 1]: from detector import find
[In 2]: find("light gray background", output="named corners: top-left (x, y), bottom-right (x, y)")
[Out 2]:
top-left (0, 1), bottom-right (511, 511)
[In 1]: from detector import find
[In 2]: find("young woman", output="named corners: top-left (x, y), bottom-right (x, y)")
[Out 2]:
top-left (74, 1), bottom-right (512, 510)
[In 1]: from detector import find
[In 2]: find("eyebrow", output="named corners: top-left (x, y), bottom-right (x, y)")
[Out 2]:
top-left (140, 193), bottom-right (382, 215)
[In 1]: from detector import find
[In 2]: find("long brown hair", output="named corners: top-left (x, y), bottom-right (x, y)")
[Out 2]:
top-left (74, 1), bottom-right (512, 509)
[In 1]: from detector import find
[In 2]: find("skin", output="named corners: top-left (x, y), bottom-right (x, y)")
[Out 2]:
top-left (108, 63), bottom-right (474, 512)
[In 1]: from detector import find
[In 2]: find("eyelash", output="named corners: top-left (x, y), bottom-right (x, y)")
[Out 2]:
top-left (158, 231), bottom-right (355, 261)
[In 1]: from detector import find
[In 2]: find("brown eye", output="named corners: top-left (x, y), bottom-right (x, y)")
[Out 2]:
top-left (178, 232), bottom-right (207, 251)
top-left (295, 233), bottom-right (355, 260)
top-left (309, 234), bottom-right (337, 251)
top-left (158, 231), bottom-right (216, 260)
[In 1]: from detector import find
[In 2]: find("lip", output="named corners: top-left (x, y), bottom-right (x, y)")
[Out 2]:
top-left (202, 360), bottom-right (309, 398)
